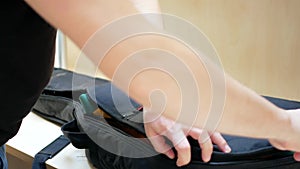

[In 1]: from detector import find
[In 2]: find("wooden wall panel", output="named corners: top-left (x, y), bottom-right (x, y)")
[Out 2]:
top-left (65, 0), bottom-right (300, 100)
top-left (159, 0), bottom-right (300, 100)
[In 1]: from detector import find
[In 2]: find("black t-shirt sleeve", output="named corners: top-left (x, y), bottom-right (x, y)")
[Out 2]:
top-left (0, 0), bottom-right (56, 145)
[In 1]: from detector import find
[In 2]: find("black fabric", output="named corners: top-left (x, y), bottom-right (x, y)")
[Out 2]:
top-left (32, 95), bottom-right (78, 125)
top-left (87, 84), bottom-right (144, 134)
top-left (0, 1), bottom-right (56, 146)
top-left (32, 68), bottom-right (109, 125)
top-left (63, 118), bottom-right (299, 169)
top-left (32, 135), bottom-right (70, 169)
top-left (42, 68), bottom-right (109, 100)
top-left (61, 120), bottom-right (95, 149)
top-left (61, 83), bottom-right (300, 169)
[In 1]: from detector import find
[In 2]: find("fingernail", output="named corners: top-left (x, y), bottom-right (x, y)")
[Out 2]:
top-left (294, 153), bottom-right (300, 161)
top-left (176, 160), bottom-right (183, 167)
top-left (177, 158), bottom-right (189, 167)
top-left (166, 151), bottom-right (175, 159)
top-left (202, 154), bottom-right (211, 163)
top-left (225, 145), bottom-right (231, 153)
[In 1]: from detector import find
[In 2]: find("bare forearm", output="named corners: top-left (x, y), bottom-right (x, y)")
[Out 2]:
top-left (218, 76), bottom-right (290, 139)
top-left (25, 0), bottom-right (292, 141)
top-left (96, 33), bottom-right (291, 141)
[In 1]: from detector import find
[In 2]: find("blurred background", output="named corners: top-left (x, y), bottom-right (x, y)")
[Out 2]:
top-left (60, 0), bottom-right (300, 101)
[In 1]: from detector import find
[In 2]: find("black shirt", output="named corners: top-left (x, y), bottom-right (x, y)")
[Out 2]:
top-left (0, 0), bottom-right (56, 146)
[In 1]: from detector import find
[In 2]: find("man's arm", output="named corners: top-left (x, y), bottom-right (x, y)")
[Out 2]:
top-left (25, 0), bottom-right (232, 166)
top-left (25, 0), bottom-right (300, 162)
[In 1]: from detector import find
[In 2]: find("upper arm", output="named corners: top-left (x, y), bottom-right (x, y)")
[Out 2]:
top-left (24, 0), bottom-right (160, 48)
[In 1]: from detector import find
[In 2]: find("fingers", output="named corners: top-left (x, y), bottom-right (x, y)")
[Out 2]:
top-left (149, 134), bottom-right (175, 159)
top-left (144, 115), bottom-right (191, 166)
top-left (199, 136), bottom-right (213, 162)
top-left (187, 128), bottom-right (212, 162)
top-left (165, 127), bottom-right (191, 166)
top-left (187, 128), bottom-right (231, 162)
top-left (144, 121), bottom-right (175, 159)
top-left (144, 113), bottom-right (231, 166)
top-left (210, 132), bottom-right (231, 153)
top-left (269, 139), bottom-right (287, 151)
top-left (175, 141), bottom-right (191, 167)
top-left (294, 152), bottom-right (300, 161)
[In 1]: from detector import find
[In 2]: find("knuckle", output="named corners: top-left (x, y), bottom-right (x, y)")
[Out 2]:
top-left (280, 142), bottom-right (289, 150)
top-left (201, 141), bottom-right (213, 150)
top-left (154, 146), bottom-right (164, 153)
top-left (219, 140), bottom-right (228, 147)
top-left (176, 143), bottom-right (191, 152)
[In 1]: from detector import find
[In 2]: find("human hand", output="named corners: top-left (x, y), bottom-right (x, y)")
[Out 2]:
top-left (144, 113), bottom-right (231, 167)
top-left (269, 109), bottom-right (300, 161)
